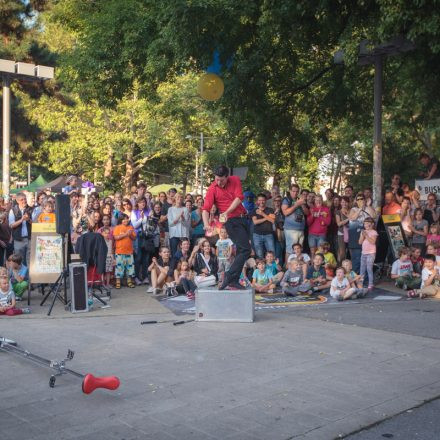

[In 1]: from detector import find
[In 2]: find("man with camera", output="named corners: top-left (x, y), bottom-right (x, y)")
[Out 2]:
top-left (9, 193), bottom-right (33, 266)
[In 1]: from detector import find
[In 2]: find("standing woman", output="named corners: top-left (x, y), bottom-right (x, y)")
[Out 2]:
top-left (335, 196), bottom-right (350, 264)
top-left (328, 195), bottom-right (340, 256)
top-left (151, 202), bottom-right (163, 256)
top-left (131, 197), bottom-right (152, 285)
top-left (306, 195), bottom-right (331, 259)
top-left (168, 193), bottom-right (191, 258)
top-left (325, 188), bottom-right (335, 207)
top-left (191, 197), bottom-right (205, 246)
top-left (348, 193), bottom-right (376, 273)
top-left (273, 195), bottom-right (285, 266)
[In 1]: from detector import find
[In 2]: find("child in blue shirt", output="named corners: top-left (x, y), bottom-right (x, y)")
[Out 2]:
top-left (264, 251), bottom-right (284, 285)
top-left (252, 259), bottom-right (275, 293)
top-left (7, 254), bottom-right (29, 300)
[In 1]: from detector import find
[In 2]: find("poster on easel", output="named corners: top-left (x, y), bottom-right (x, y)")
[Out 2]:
top-left (382, 214), bottom-right (408, 260)
top-left (30, 223), bottom-right (63, 283)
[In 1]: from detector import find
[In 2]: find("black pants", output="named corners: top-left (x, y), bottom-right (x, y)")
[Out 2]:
top-left (224, 216), bottom-right (251, 284)
top-left (180, 278), bottom-right (197, 293)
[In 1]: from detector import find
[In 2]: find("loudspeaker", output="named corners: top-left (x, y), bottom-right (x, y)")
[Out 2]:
top-left (55, 194), bottom-right (71, 234)
top-left (69, 263), bottom-right (88, 313)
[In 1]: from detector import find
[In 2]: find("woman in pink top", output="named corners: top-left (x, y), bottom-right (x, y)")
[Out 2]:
top-left (359, 217), bottom-right (378, 290)
top-left (307, 194), bottom-right (331, 258)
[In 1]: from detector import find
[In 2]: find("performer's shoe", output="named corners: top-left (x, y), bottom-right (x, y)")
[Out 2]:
top-left (219, 275), bottom-right (230, 290)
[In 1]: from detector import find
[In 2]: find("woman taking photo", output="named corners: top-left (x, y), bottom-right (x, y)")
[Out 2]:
top-left (335, 196), bottom-right (350, 264)
top-left (130, 197), bottom-right (153, 285)
top-left (189, 239), bottom-right (218, 288)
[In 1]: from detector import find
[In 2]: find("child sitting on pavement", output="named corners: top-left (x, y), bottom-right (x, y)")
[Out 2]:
top-left (264, 251), bottom-right (284, 286)
top-left (425, 244), bottom-right (440, 264)
top-left (0, 275), bottom-right (29, 315)
top-left (7, 254), bottom-right (29, 301)
top-left (391, 246), bottom-right (421, 290)
top-left (252, 259), bottom-right (275, 293)
top-left (287, 243), bottom-right (311, 265)
top-left (410, 246), bottom-right (424, 275)
top-left (317, 241), bottom-right (337, 278)
top-left (407, 254), bottom-right (440, 299)
top-left (342, 259), bottom-right (364, 291)
top-left (174, 259), bottom-right (197, 300)
top-left (305, 253), bottom-right (332, 294)
top-left (330, 267), bottom-right (361, 301)
top-left (281, 258), bottom-right (311, 297)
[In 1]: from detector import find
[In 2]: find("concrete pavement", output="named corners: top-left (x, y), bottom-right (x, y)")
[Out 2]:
top-left (1, 285), bottom-right (440, 439)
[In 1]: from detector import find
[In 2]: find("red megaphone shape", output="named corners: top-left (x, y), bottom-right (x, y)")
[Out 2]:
top-left (82, 373), bottom-right (120, 394)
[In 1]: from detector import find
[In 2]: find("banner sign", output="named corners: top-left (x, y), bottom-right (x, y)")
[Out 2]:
top-left (415, 179), bottom-right (440, 201)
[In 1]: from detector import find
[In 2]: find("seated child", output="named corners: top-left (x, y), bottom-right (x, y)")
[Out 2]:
top-left (7, 254), bottom-right (29, 300)
top-left (265, 251), bottom-right (284, 285)
top-left (216, 227), bottom-right (234, 284)
top-left (407, 254), bottom-right (440, 299)
top-left (341, 259), bottom-right (364, 291)
top-left (174, 259), bottom-right (197, 300)
top-left (425, 244), bottom-right (440, 264)
top-left (148, 246), bottom-right (174, 295)
top-left (287, 243), bottom-right (311, 265)
top-left (330, 267), bottom-right (366, 301)
top-left (391, 246), bottom-right (421, 290)
top-left (305, 253), bottom-right (332, 294)
top-left (0, 275), bottom-right (26, 316)
top-left (281, 258), bottom-right (311, 297)
top-left (37, 200), bottom-right (56, 223)
top-left (318, 241), bottom-right (337, 278)
top-left (410, 246), bottom-right (424, 275)
top-left (252, 259), bottom-right (275, 293)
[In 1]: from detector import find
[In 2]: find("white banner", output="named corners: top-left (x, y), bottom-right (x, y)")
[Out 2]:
top-left (415, 179), bottom-right (440, 201)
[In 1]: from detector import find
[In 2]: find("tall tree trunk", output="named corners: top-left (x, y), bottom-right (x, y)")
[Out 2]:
top-left (123, 148), bottom-right (135, 196)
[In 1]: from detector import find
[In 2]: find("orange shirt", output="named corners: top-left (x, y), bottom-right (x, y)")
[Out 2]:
top-left (38, 212), bottom-right (56, 223)
top-left (113, 224), bottom-right (135, 255)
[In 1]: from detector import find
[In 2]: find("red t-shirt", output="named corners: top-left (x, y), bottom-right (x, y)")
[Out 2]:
top-left (382, 202), bottom-right (401, 215)
top-left (203, 175), bottom-right (246, 218)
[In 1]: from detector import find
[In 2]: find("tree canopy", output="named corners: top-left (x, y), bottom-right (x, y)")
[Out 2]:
top-left (1, 0), bottom-right (440, 193)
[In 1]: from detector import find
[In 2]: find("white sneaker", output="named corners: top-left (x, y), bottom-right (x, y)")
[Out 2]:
top-left (142, 277), bottom-right (149, 285)
top-left (135, 277), bottom-right (142, 286)
top-left (147, 286), bottom-right (155, 293)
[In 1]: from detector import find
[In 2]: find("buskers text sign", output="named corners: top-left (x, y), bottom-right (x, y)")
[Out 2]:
top-left (415, 179), bottom-right (440, 201)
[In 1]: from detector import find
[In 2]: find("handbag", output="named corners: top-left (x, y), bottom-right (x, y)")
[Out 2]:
top-left (139, 220), bottom-right (156, 253)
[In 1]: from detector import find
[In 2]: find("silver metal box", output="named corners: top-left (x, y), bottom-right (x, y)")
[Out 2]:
top-left (15, 62), bottom-right (35, 76)
top-left (196, 287), bottom-right (254, 322)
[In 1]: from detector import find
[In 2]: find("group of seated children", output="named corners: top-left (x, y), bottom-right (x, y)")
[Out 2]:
top-left (0, 254), bottom-right (29, 316)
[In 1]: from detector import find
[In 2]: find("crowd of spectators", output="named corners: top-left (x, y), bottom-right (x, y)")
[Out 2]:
top-left (2, 152), bottom-right (440, 315)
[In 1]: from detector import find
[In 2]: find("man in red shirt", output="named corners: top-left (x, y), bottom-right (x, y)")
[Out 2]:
top-left (382, 190), bottom-right (401, 215)
top-left (203, 165), bottom-right (250, 289)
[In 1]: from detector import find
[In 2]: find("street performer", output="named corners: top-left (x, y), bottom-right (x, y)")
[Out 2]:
top-left (202, 165), bottom-right (251, 290)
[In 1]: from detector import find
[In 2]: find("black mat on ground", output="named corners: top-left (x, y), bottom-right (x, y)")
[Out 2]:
top-left (157, 287), bottom-right (404, 316)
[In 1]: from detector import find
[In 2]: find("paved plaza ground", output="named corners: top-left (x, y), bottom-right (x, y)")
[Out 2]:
top-left (1, 283), bottom-right (440, 440)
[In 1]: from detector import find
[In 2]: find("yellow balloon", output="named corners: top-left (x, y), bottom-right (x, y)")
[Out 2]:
top-left (197, 73), bottom-right (224, 101)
